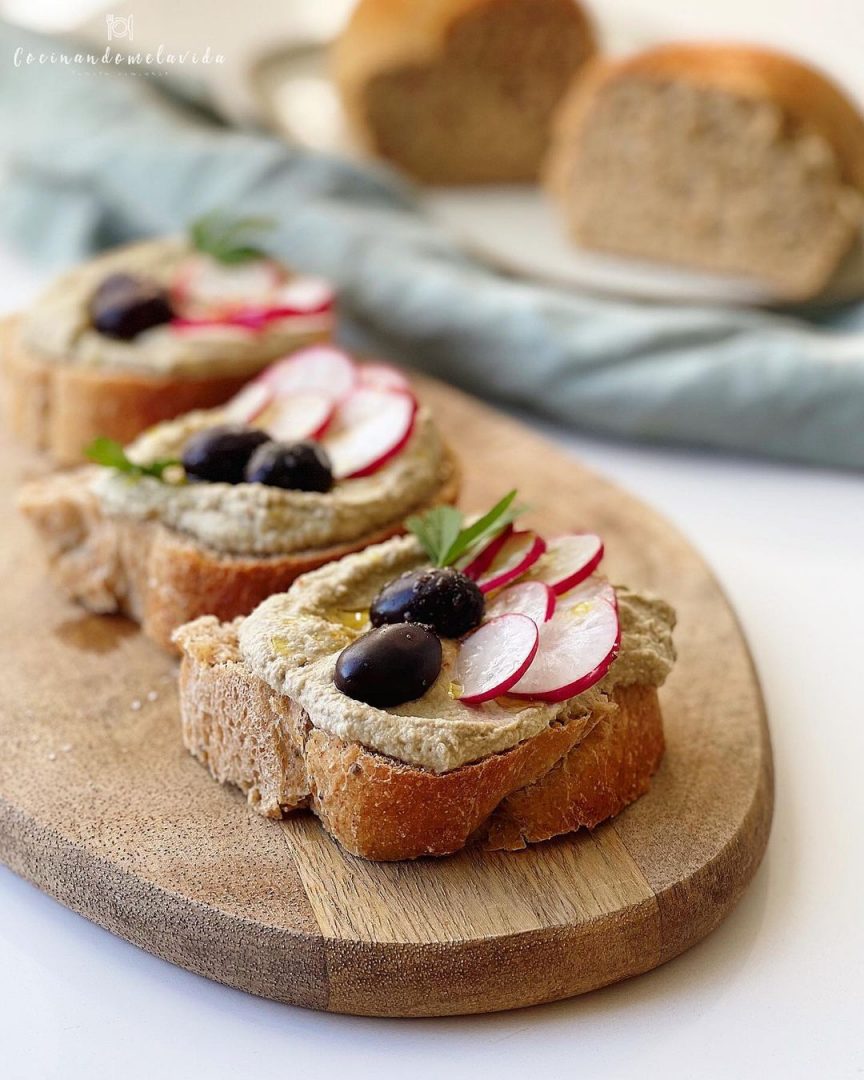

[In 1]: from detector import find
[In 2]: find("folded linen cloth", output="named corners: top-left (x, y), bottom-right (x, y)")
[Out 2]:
top-left (1, 19), bottom-right (863, 470)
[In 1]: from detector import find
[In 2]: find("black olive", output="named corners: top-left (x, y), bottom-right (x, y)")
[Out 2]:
top-left (334, 623), bottom-right (443, 708)
top-left (244, 440), bottom-right (334, 492)
top-left (89, 273), bottom-right (173, 340)
top-left (370, 567), bottom-right (484, 638)
top-left (181, 425), bottom-right (271, 484)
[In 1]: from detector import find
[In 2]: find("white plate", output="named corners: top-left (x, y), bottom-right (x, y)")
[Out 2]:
top-left (252, 41), bottom-right (864, 309)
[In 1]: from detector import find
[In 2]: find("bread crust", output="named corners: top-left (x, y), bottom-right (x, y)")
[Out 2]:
top-left (552, 45), bottom-right (864, 192)
top-left (2, 315), bottom-right (330, 466)
top-left (18, 455), bottom-right (460, 652)
top-left (174, 615), bottom-right (664, 861)
top-left (334, 0), bottom-right (595, 87)
top-left (484, 682), bottom-right (664, 850)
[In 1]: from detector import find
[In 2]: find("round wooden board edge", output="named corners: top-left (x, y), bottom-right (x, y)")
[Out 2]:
top-left (0, 719), bottom-right (773, 1017)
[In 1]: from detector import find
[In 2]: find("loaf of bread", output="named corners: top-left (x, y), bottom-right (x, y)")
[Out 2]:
top-left (545, 44), bottom-right (864, 299)
top-left (175, 613), bottom-right (665, 860)
top-left (333, 0), bottom-right (597, 184)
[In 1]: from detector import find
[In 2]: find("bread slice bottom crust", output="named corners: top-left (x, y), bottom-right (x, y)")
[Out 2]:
top-left (175, 615), bottom-right (665, 861)
top-left (18, 456), bottom-right (459, 653)
top-left (1, 315), bottom-right (330, 466)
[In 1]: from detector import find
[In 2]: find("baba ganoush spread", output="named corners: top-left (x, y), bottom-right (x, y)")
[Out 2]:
top-left (91, 407), bottom-right (453, 556)
top-left (238, 535), bottom-right (677, 773)
top-left (21, 238), bottom-right (330, 377)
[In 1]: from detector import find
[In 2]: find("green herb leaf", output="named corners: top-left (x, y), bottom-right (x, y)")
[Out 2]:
top-left (445, 490), bottom-right (519, 565)
top-left (188, 211), bottom-right (275, 265)
top-left (406, 491), bottom-right (525, 569)
top-left (85, 437), bottom-right (180, 481)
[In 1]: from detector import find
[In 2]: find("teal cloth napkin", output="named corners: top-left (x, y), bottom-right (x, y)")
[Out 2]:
top-left (2, 19), bottom-right (863, 469)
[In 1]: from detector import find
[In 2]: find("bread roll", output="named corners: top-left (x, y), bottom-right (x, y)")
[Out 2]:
top-left (333, 0), bottom-right (597, 184)
top-left (545, 44), bottom-right (864, 299)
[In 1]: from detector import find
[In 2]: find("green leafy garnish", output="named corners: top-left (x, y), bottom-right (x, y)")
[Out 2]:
top-left (188, 211), bottom-right (275, 265)
top-left (85, 436), bottom-right (180, 481)
top-left (406, 490), bottom-right (525, 568)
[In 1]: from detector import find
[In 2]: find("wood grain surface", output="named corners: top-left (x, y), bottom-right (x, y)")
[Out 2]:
top-left (0, 375), bottom-right (773, 1016)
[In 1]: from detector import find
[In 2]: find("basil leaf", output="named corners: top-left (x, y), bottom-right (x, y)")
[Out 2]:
top-left (188, 211), bottom-right (275, 265)
top-left (85, 437), bottom-right (180, 482)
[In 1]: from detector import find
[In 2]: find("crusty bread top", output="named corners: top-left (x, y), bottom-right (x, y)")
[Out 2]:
top-left (557, 44), bottom-right (864, 192)
top-left (332, 0), bottom-right (595, 92)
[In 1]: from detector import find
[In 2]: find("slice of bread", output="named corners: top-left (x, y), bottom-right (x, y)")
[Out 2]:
top-left (174, 614), bottom-right (664, 861)
top-left (545, 45), bottom-right (864, 299)
top-left (2, 315), bottom-right (329, 467)
top-left (18, 456), bottom-right (459, 653)
top-left (333, 0), bottom-right (597, 184)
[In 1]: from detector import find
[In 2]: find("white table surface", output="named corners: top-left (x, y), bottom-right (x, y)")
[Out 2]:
top-left (2, 0), bottom-right (864, 1070)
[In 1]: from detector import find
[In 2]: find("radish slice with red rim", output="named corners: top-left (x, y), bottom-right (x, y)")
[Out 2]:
top-left (263, 346), bottom-right (357, 401)
top-left (359, 363), bottom-right (411, 392)
top-left (509, 587), bottom-right (620, 702)
top-left (255, 392), bottom-right (335, 442)
top-left (267, 277), bottom-right (334, 315)
top-left (460, 524), bottom-right (513, 580)
top-left (475, 531), bottom-right (547, 594)
top-left (521, 533), bottom-right (604, 595)
top-left (324, 387), bottom-right (418, 479)
top-left (223, 380), bottom-right (274, 424)
top-left (560, 575), bottom-right (618, 614)
top-left (485, 581), bottom-right (556, 624)
top-left (172, 255), bottom-right (284, 311)
top-left (455, 614), bottom-right (539, 705)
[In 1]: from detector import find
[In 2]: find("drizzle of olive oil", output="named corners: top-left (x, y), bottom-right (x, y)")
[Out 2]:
top-left (329, 608), bottom-right (370, 631)
top-left (568, 600), bottom-right (592, 618)
top-left (271, 635), bottom-right (292, 657)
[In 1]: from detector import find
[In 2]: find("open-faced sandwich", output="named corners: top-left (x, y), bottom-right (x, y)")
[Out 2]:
top-left (3, 213), bottom-right (335, 464)
top-left (174, 494), bottom-right (676, 860)
top-left (18, 347), bottom-right (458, 651)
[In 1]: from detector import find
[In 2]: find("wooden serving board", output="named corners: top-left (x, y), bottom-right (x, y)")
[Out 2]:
top-left (0, 377), bottom-right (773, 1017)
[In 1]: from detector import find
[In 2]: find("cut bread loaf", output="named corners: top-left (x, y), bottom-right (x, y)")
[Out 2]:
top-left (17, 457), bottom-right (459, 653)
top-left (545, 44), bottom-right (864, 299)
top-left (333, 0), bottom-right (597, 184)
top-left (2, 314), bottom-right (328, 467)
top-left (174, 613), bottom-right (665, 861)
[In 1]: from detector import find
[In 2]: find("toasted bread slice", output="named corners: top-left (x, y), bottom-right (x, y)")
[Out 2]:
top-left (18, 454), bottom-right (459, 653)
top-left (2, 315), bottom-right (330, 466)
top-left (174, 614), bottom-right (664, 861)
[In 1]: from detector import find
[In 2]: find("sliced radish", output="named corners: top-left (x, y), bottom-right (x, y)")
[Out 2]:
top-left (225, 278), bottom-right (335, 329)
top-left (460, 524), bottom-right (514, 580)
top-left (172, 255), bottom-right (284, 312)
top-left (509, 589), bottom-right (620, 702)
top-left (223, 380), bottom-right (274, 424)
top-left (563, 575), bottom-right (617, 609)
top-left (475, 531), bottom-right (547, 594)
top-left (269, 277), bottom-right (334, 315)
top-left (485, 581), bottom-right (556, 625)
top-left (255, 391), bottom-right (335, 442)
top-left (522, 534), bottom-right (604, 595)
top-left (323, 387), bottom-right (418, 479)
top-left (263, 346), bottom-right (357, 402)
top-left (455, 614), bottom-right (539, 705)
top-left (359, 362), bottom-right (411, 393)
